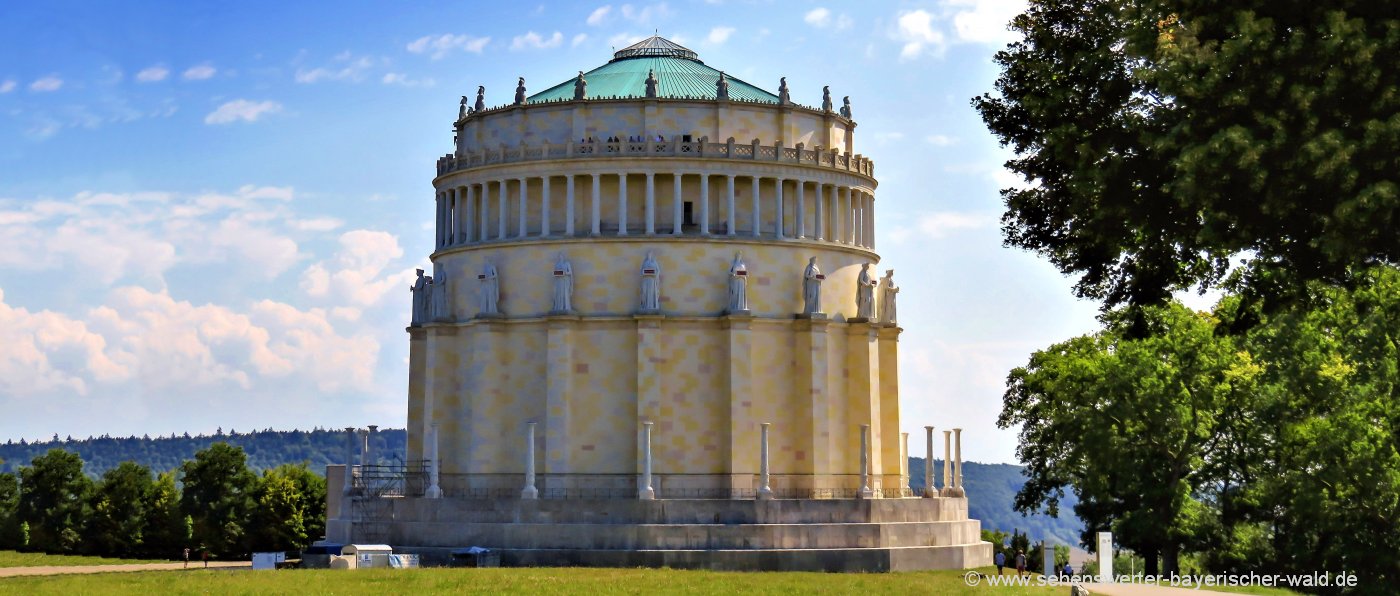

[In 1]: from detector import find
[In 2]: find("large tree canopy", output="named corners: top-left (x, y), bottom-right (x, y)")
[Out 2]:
top-left (974, 0), bottom-right (1400, 310)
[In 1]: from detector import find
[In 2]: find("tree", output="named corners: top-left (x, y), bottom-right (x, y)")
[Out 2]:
top-left (1000, 302), bottom-right (1259, 574)
top-left (0, 473), bottom-right (19, 549)
top-left (142, 471), bottom-right (189, 559)
top-left (974, 0), bottom-right (1400, 312)
top-left (17, 449), bottom-right (92, 553)
top-left (87, 462), bottom-right (155, 557)
top-left (180, 443), bottom-right (257, 558)
top-left (250, 463), bottom-right (327, 552)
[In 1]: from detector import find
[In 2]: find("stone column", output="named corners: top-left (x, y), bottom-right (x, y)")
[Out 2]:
top-left (725, 174), bottom-right (736, 236)
top-left (852, 192), bottom-right (862, 247)
top-left (367, 425), bottom-right (378, 468)
top-left (639, 421), bottom-right (655, 500)
top-left (480, 183), bottom-right (490, 240)
top-left (941, 430), bottom-right (952, 496)
top-left (591, 174), bottom-right (601, 235)
top-left (447, 188), bottom-right (458, 246)
top-left (833, 185), bottom-right (844, 244)
top-left (617, 173), bottom-right (628, 235)
top-left (859, 424), bottom-right (874, 499)
top-left (645, 172), bottom-right (655, 234)
top-left (434, 192), bottom-right (443, 248)
top-left (521, 422), bottom-right (538, 499)
top-left (359, 429), bottom-right (369, 467)
top-left (774, 178), bottom-right (784, 239)
top-left (672, 174), bottom-right (683, 235)
top-left (540, 176), bottom-right (551, 237)
top-left (844, 186), bottom-right (853, 244)
top-left (868, 193), bottom-right (876, 250)
top-left (425, 423), bottom-right (443, 498)
top-left (758, 422), bottom-right (774, 500)
top-left (954, 427), bottom-right (965, 496)
top-left (797, 180), bottom-right (806, 238)
top-left (924, 426), bottom-right (935, 497)
top-left (498, 180), bottom-right (508, 240)
top-left (901, 432), bottom-right (910, 492)
top-left (752, 177), bottom-right (763, 238)
top-left (699, 173), bottom-right (710, 234)
top-left (465, 184), bottom-right (476, 243)
top-left (814, 182), bottom-right (825, 241)
top-left (518, 177), bottom-right (528, 238)
top-left (565, 175), bottom-right (576, 236)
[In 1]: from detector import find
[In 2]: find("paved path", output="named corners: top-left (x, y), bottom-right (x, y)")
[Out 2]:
top-left (1086, 583), bottom-right (1222, 595)
top-left (0, 561), bottom-right (250, 578)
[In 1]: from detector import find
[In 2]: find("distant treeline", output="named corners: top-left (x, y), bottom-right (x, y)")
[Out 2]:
top-left (0, 444), bottom-right (323, 560)
top-left (0, 428), bottom-right (408, 477)
top-left (910, 458), bottom-right (1082, 547)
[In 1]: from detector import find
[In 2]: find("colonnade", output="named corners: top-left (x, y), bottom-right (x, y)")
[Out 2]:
top-left (434, 172), bottom-right (875, 250)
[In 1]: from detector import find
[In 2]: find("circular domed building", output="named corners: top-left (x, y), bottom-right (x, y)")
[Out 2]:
top-left (332, 37), bottom-right (991, 572)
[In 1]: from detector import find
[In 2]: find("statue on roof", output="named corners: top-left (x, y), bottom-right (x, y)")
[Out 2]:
top-left (778, 77), bottom-right (790, 105)
top-left (645, 69), bottom-right (658, 98)
top-left (514, 77), bottom-right (526, 105)
top-left (474, 86), bottom-right (486, 113)
top-left (822, 86), bottom-right (833, 112)
top-left (716, 72), bottom-right (729, 100)
top-left (459, 96), bottom-right (468, 120)
top-left (574, 71), bottom-right (587, 100)
top-left (840, 96), bottom-right (852, 119)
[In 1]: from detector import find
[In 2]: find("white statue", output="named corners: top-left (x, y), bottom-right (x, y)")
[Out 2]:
top-left (551, 252), bottom-right (573, 313)
top-left (802, 257), bottom-right (823, 315)
top-left (878, 269), bottom-right (899, 324)
top-left (431, 262), bottom-right (450, 322)
top-left (640, 251), bottom-right (661, 312)
top-left (727, 252), bottom-right (749, 313)
top-left (411, 268), bottom-right (428, 325)
top-left (478, 262), bottom-right (500, 316)
top-left (855, 263), bottom-right (877, 319)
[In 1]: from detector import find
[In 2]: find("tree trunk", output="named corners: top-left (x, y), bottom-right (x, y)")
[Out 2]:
top-left (1163, 543), bottom-right (1179, 577)
top-left (1144, 548), bottom-right (1159, 576)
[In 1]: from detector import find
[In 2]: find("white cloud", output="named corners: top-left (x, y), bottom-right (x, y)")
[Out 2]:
top-left (805, 7), bottom-right (831, 27)
top-left (182, 64), bottom-right (217, 80)
top-left (894, 10), bottom-right (947, 60)
top-left (917, 211), bottom-right (995, 238)
top-left (572, 33), bottom-right (589, 47)
top-left (608, 32), bottom-right (648, 49)
top-left (619, 3), bottom-right (671, 25)
top-left (707, 26), bottom-right (735, 45)
top-left (204, 99), bottom-right (282, 124)
top-left (30, 75), bottom-right (63, 92)
top-left (947, 0), bottom-right (1026, 45)
top-left (586, 5), bottom-right (612, 26)
top-left (510, 31), bottom-right (564, 51)
top-left (136, 65), bottom-right (169, 82)
top-left (299, 230), bottom-right (410, 318)
top-left (926, 134), bottom-right (957, 146)
top-left (406, 34), bottom-right (491, 59)
top-left (382, 72), bottom-right (436, 87)
top-left (295, 53), bottom-right (376, 83)
top-left (0, 80), bottom-right (14, 93)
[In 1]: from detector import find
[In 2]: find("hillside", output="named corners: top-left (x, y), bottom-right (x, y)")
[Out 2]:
top-left (0, 430), bottom-right (1083, 546)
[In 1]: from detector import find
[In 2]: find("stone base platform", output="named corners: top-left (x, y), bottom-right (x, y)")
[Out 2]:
top-left (333, 496), bottom-right (993, 572)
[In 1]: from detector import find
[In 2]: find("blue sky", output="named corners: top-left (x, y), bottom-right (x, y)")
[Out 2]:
top-left (0, 0), bottom-right (1169, 464)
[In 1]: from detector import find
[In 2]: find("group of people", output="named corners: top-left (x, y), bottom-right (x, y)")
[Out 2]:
top-left (579, 135), bottom-right (670, 144)
top-left (993, 549), bottom-right (1079, 579)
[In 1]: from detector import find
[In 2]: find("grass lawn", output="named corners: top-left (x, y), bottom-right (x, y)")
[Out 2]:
top-left (0, 565), bottom-right (1070, 595)
top-left (0, 550), bottom-right (167, 568)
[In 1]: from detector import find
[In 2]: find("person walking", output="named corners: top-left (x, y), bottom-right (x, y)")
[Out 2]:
top-left (202, 550), bottom-right (208, 568)
top-left (995, 550), bottom-right (1006, 575)
top-left (183, 547), bottom-right (190, 568)
top-left (1015, 550), bottom-right (1027, 577)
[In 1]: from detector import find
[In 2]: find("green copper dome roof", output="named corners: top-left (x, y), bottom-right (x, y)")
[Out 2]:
top-left (527, 36), bottom-right (779, 104)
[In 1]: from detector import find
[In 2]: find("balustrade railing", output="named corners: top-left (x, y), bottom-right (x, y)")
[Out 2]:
top-left (436, 138), bottom-right (875, 178)
top-left (349, 470), bottom-right (917, 500)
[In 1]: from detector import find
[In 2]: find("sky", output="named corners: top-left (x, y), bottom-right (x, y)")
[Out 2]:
top-left (0, 0), bottom-right (1177, 464)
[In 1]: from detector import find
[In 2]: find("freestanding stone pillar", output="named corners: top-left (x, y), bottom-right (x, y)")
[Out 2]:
top-left (859, 424), bottom-right (874, 499)
top-left (758, 422), bottom-right (774, 500)
top-left (639, 421), bottom-right (655, 500)
top-left (953, 427), bottom-right (965, 497)
top-left (923, 425), bottom-right (934, 498)
top-left (341, 427), bottom-right (356, 519)
top-left (367, 425), bottom-right (379, 468)
top-left (522, 422), bottom-right (539, 499)
top-left (901, 432), bottom-right (910, 492)
top-left (425, 423), bottom-right (443, 498)
top-left (941, 430), bottom-right (952, 497)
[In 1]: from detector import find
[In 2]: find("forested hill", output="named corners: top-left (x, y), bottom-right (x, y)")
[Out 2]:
top-left (0, 430), bottom-right (1082, 546)
top-left (0, 428), bottom-right (407, 476)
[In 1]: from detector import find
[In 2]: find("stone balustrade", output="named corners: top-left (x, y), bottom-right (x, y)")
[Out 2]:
top-left (437, 137), bottom-right (875, 179)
